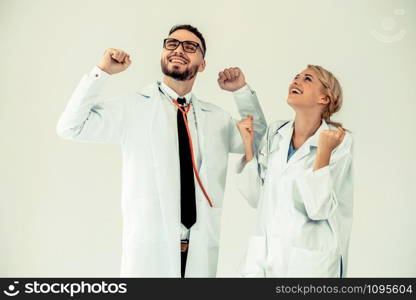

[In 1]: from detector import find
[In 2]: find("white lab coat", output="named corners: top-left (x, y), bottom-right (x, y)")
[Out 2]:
top-left (236, 119), bottom-right (353, 277)
top-left (56, 67), bottom-right (267, 277)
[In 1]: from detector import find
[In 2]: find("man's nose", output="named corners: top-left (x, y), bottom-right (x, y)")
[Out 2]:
top-left (175, 43), bottom-right (186, 55)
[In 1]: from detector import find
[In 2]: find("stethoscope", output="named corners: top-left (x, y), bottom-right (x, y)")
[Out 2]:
top-left (158, 83), bottom-right (214, 208)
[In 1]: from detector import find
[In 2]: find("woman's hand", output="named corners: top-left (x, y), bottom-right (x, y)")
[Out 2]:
top-left (237, 115), bottom-right (254, 161)
top-left (318, 127), bottom-right (346, 152)
top-left (313, 127), bottom-right (346, 171)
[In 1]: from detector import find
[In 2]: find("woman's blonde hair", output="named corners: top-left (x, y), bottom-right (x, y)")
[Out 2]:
top-left (307, 64), bottom-right (345, 129)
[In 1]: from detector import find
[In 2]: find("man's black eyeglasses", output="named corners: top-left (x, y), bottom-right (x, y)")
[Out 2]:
top-left (163, 38), bottom-right (205, 56)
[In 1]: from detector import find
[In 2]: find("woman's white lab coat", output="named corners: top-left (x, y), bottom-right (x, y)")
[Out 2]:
top-left (236, 119), bottom-right (353, 277)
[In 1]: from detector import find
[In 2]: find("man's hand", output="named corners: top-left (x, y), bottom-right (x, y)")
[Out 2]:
top-left (97, 48), bottom-right (132, 75)
top-left (218, 67), bottom-right (246, 91)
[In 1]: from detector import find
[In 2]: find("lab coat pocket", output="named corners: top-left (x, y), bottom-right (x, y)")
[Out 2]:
top-left (287, 246), bottom-right (340, 277)
top-left (240, 236), bottom-right (267, 277)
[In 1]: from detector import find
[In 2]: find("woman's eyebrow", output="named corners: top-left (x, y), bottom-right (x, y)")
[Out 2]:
top-left (304, 73), bottom-right (313, 78)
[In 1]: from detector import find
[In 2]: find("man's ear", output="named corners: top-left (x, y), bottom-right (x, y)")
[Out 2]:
top-left (318, 94), bottom-right (330, 105)
top-left (198, 59), bottom-right (206, 72)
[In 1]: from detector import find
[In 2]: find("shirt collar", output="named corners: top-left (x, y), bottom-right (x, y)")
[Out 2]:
top-left (158, 81), bottom-right (193, 104)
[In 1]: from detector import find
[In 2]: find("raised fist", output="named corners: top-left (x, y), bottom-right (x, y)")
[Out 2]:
top-left (218, 67), bottom-right (246, 92)
top-left (237, 114), bottom-right (254, 144)
top-left (317, 127), bottom-right (346, 153)
top-left (97, 48), bottom-right (132, 75)
top-left (237, 115), bottom-right (255, 161)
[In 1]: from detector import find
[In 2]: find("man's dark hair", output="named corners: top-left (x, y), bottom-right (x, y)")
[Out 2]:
top-left (169, 24), bottom-right (206, 57)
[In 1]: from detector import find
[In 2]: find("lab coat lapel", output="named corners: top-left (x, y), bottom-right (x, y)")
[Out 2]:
top-left (286, 119), bottom-right (329, 165)
top-left (191, 97), bottom-right (210, 175)
top-left (275, 120), bottom-right (294, 171)
top-left (308, 119), bottom-right (329, 148)
top-left (146, 83), bottom-right (180, 270)
top-left (288, 140), bottom-right (312, 164)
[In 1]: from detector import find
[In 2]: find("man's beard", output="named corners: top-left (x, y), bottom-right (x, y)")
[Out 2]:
top-left (161, 59), bottom-right (199, 81)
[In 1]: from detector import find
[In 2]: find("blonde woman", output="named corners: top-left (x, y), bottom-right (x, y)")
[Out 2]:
top-left (237, 65), bottom-right (353, 277)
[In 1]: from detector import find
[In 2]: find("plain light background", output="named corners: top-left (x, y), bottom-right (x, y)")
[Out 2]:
top-left (1, 0), bottom-right (415, 277)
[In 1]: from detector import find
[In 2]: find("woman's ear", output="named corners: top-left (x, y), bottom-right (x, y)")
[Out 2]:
top-left (318, 94), bottom-right (330, 105)
top-left (198, 59), bottom-right (206, 72)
